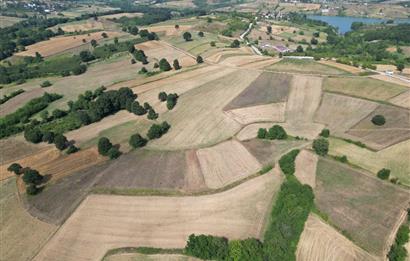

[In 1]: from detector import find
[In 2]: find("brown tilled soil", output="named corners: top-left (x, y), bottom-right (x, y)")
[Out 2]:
top-left (315, 158), bottom-right (410, 255)
top-left (347, 104), bottom-right (410, 150)
top-left (224, 72), bottom-right (292, 110)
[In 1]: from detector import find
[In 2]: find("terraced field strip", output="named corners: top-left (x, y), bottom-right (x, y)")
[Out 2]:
top-left (296, 215), bottom-right (379, 261)
top-left (145, 25), bottom-right (193, 36)
top-left (389, 90), bottom-right (410, 109)
top-left (224, 103), bottom-right (286, 125)
top-left (59, 18), bottom-right (104, 32)
top-left (34, 173), bottom-right (283, 261)
top-left (294, 150), bottom-right (318, 188)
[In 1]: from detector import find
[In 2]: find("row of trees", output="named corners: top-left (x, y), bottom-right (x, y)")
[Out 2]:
top-left (158, 92), bottom-right (179, 110)
top-left (0, 89), bottom-right (25, 104)
top-left (257, 125), bottom-right (287, 140)
top-left (97, 137), bottom-right (121, 159)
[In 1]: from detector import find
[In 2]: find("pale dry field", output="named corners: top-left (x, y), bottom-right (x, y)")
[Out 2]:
top-left (236, 122), bottom-right (275, 141)
top-left (145, 25), bottom-right (193, 36)
top-left (0, 178), bottom-right (57, 261)
top-left (296, 215), bottom-right (379, 261)
top-left (148, 69), bottom-right (260, 150)
top-left (59, 19), bottom-right (104, 32)
top-left (224, 102), bottom-right (286, 125)
top-left (329, 138), bottom-right (410, 186)
top-left (204, 47), bottom-right (252, 63)
top-left (314, 93), bottom-right (379, 134)
top-left (219, 55), bottom-right (272, 67)
top-left (17, 31), bottom-right (124, 57)
top-left (105, 253), bottom-right (201, 261)
top-left (100, 12), bottom-right (143, 19)
top-left (370, 74), bottom-right (410, 87)
top-left (319, 60), bottom-right (364, 74)
top-left (0, 15), bottom-right (24, 28)
top-left (389, 90), bottom-right (410, 109)
top-left (376, 64), bottom-right (410, 75)
top-left (294, 150), bottom-right (318, 188)
top-left (135, 40), bottom-right (196, 67)
top-left (196, 139), bottom-right (262, 188)
top-left (34, 172), bottom-right (283, 261)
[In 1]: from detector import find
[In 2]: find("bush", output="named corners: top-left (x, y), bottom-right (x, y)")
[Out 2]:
top-left (230, 39), bottom-right (240, 48)
top-left (139, 67), bottom-right (148, 74)
top-left (66, 144), bottom-right (79, 154)
top-left (313, 138), bottom-right (329, 156)
top-left (278, 149), bottom-right (300, 175)
top-left (377, 168), bottom-right (390, 180)
top-left (257, 128), bottom-right (267, 139)
top-left (319, 128), bottom-right (330, 138)
top-left (147, 109), bottom-right (158, 120)
top-left (334, 155), bottom-right (348, 163)
top-left (185, 234), bottom-right (229, 260)
top-left (129, 133), bottom-right (147, 148)
top-left (40, 80), bottom-right (52, 88)
top-left (42, 130), bottom-right (55, 143)
top-left (210, 41), bottom-right (216, 47)
top-left (173, 59), bottom-right (181, 70)
top-left (296, 45), bottom-right (304, 52)
top-left (72, 64), bottom-right (87, 75)
top-left (7, 163), bottom-right (22, 175)
top-left (388, 225), bottom-right (410, 261)
top-left (98, 137), bottom-right (112, 156)
top-left (371, 115), bottom-right (386, 126)
top-left (266, 125), bottom-right (287, 140)
top-left (196, 55), bottom-right (203, 64)
top-left (24, 128), bottom-right (43, 143)
top-left (107, 147), bottom-right (121, 159)
top-left (158, 92), bottom-right (167, 102)
top-left (147, 121), bottom-right (170, 139)
top-left (198, 31), bottom-right (204, 37)
top-left (26, 184), bottom-right (40, 195)
top-left (183, 32), bottom-right (192, 41)
top-left (54, 134), bottom-right (68, 150)
top-left (22, 168), bottom-right (43, 185)
top-left (166, 93), bottom-right (179, 110)
top-left (159, 58), bottom-right (172, 71)
top-left (228, 239), bottom-right (263, 261)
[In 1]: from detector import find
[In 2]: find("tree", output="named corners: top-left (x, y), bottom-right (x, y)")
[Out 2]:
top-left (196, 55), bottom-right (203, 64)
top-left (24, 128), bottom-right (43, 143)
top-left (158, 92), bottom-right (167, 102)
top-left (173, 59), bottom-right (181, 70)
top-left (183, 31), bottom-right (192, 41)
top-left (54, 134), bottom-right (68, 150)
top-left (175, 24), bottom-right (179, 29)
top-left (267, 25), bottom-right (272, 34)
top-left (129, 133), bottom-right (147, 148)
top-left (147, 108), bottom-right (158, 120)
top-left (40, 80), bottom-right (52, 87)
top-left (319, 128), bottom-right (330, 138)
top-left (266, 125), bottom-right (287, 140)
top-left (139, 67), bottom-right (148, 74)
top-left (210, 41), bottom-right (216, 47)
top-left (207, 17), bottom-right (212, 23)
top-left (114, 37), bottom-right (119, 45)
top-left (52, 109), bottom-right (66, 119)
top-left (296, 45), bottom-right (304, 52)
top-left (166, 93), bottom-right (179, 110)
top-left (8, 163), bottom-right (22, 175)
top-left (312, 138), bottom-right (329, 156)
top-left (130, 26), bottom-right (139, 35)
top-left (310, 38), bottom-right (318, 45)
top-left (79, 50), bottom-right (95, 62)
top-left (101, 32), bottom-right (108, 38)
top-left (198, 31), bottom-right (204, 37)
top-left (396, 62), bottom-right (404, 72)
top-left (371, 115), bottom-right (386, 126)
top-left (26, 184), bottom-right (39, 195)
top-left (66, 144), bottom-right (79, 154)
top-left (42, 131), bottom-right (55, 143)
top-left (22, 168), bottom-right (43, 185)
top-left (98, 137), bottom-right (112, 156)
top-left (230, 39), bottom-right (240, 48)
top-left (257, 128), bottom-right (267, 139)
top-left (40, 110), bottom-right (49, 121)
top-left (185, 234), bottom-right (229, 260)
top-left (377, 168), bottom-right (390, 180)
top-left (90, 39), bottom-right (97, 48)
top-left (159, 58), bottom-right (171, 71)
top-left (107, 147), bottom-right (121, 159)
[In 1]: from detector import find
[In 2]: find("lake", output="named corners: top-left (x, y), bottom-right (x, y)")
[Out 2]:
top-left (307, 15), bottom-right (410, 34)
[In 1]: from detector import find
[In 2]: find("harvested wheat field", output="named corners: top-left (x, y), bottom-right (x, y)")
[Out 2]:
top-left (0, 178), bottom-right (57, 261)
top-left (314, 93), bottom-right (379, 134)
top-left (105, 253), bottom-right (201, 261)
top-left (329, 138), bottom-right (410, 186)
top-left (323, 76), bottom-right (407, 102)
top-left (319, 60), bottom-right (364, 74)
top-left (196, 139), bottom-right (262, 188)
top-left (370, 74), bottom-right (410, 87)
top-left (347, 104), bottom-right (410, 150)
top-left (34, 172), bottom-right (283, 261)
top-left (148, 69), bottom-right (260, 150)
top-left (389, 90), bottom-right (410, 109)
top-left (224, 103), bottom-right (286, 125)
top-left (0, 88), bottom-right (45, 116)
top-left (146, 25), bottom-right (193, 36)
top-left (315, 158), bottom-right (410, 255)
top-left (59, 19), bottom-right (104, 32)
top-left (135, 40), bottom-right (196, 67)
top-left (241, 138), bottom-right (309, 165)
top-left (219, 55), bottom-right (273, 68)
top-left (296, 214), bottom-right (379, 261)
top-left (266, 59), bottom-right (350, 76)
top-left (17, 31), bottom-right (123, 57)
top-left (100, 12), bottom-right (143, 19)
top-left (294, 150), bottom-right (318, 188)
top-left (236, 122), bottom-right (276, 141)
top-left (224, 72), bottom-right (292, 110)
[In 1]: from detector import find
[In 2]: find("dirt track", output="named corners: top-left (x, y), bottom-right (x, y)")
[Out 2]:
top-left (34, 172), bottom-right (283, 261)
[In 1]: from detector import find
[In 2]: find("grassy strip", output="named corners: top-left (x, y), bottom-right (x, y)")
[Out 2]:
top-left (102, 247), bottom-right (183, 260)
top-left (0, 89), bottom-right (25, 104)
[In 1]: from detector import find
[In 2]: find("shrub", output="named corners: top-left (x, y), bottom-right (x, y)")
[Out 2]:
top-left (131, 59), bottom-right (136, 64)
top-left (147, 109), bottom-right (158, 120)
top-left (310, 38), bottom-right (318, 45)
top-left (230, 39), bottom-right (240, 48)
top-left (334, 155), bottom-right (348, 163)
top-left (228, 239), bottom-right (263, 261)
top-left (198, 31), bottom-right (204, 37)
top-left (210, 41), bottom-right (216, 47)
top-left (42, 130), bottom-right (55, 143)
top-left (196, 55), bottom-right (203, 64)
top-left (26, 184), bottom-right (40, 195)
top-left (166, 93), bottom-right (179, 110)
top-left (185, 234), bottom-right (229, 260)
top-left (107, 147), bottom-right (121, 159)
top-left (183, 31), bottom-right (192, 41)
top-left (7, 163), bottom-right (22, 175)
top-left (101, 32), bottom-right (108, 38)
top-left (159, 58), bottom-right (172, 71)
top-left (377, 168), bottom-right (390, 180)
top-left (313, 138), bottom-right (329, 156)
top-left (278, 149), bottom-right (300, 175)
top-left (24, 128), bottom-right (43, 143)
top-left (319, 128), bottom-right (330, 138)
top-left (98, 137), bottom-right (112, 156)
top-left (139, 67), bottom-right (148, 74)
top-left (147, 121), bottom-right (170, 139)
top-left (54, 134), bottom-right (68, 150)
top-left (158, 92), bottom-right (167, 102)
top-left (388, 225), bottom-right (410, 261)
top-left (72, 64), bottom-right (87, 75)
top-left (129, 133), bottom-right (147, 148)
top-left (173, 59), bottom-right (181, 70)
top-left (257, 128), bottom-right (267, 139)
top-left (66, 144), bottom-right (79, 154)
top-left (40, 80), bottom-right (52, 88)
top-left (296, 45), bottom-right (304, 52)
top-left (22, 168), bottom-right (43, 185)
top-left (52, 109), bottom-right (66, 119)
top-left (371, 115), bottom-right (386, 126)
top-left (266, 125), bottom-right (287, 140)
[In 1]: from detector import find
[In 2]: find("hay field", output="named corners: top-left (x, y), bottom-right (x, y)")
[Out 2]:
top-left (315, 158), bottom-right (410, 255)
top-left (319, 60), bottom-right (364, 74)
top-left (236, 122), bottom-right (277, 141)
top-left (370, 74), bottom-right (410, 87)
top-left (148, 69), bottom-right (260, 150)
top-left (135, 40), bottom-right (196, 67)
top-left (347, 104), bottom-right (410, 150)
top-left (296, 215), bottom-right (379, 261)
top-left (196, 140), bottom-right (262, 188)
top-left (220, 55), bottom-right (273, 68)
top-left (314, 93), bottom-right (379, 134)
top-left (323, 77), bottom-right (407, 102)
top-left (17, 31), bottom-right (123, 57)
top-left (329, 138), bottom-right (410, 186)
top-left (0, 15), bottom-right (25, 28)
top-left (294, 150), bottom-right (318, 188)
top-left (100, 12), bottom-right (143, 19)
top-left (59, 18), bottom-right (104, 32)
top-left (266, 59), bottom-right (350, 75)
top-left (224, 72), bottom-right (291, 110)
top-left (34, 173), bottom-right (283, 261)
top-left (105, 253), bottom-right (200, 261)
top-left (224, 103), bottom-right (286, 125)
top-left (0, 178), bottom-right (57, 261)
top-left (0, 88), bottom-right (45, 116)
top-left (389, 90), bottom-right (410, 109)
top-left (145, 25), bottom-right (193, 37)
